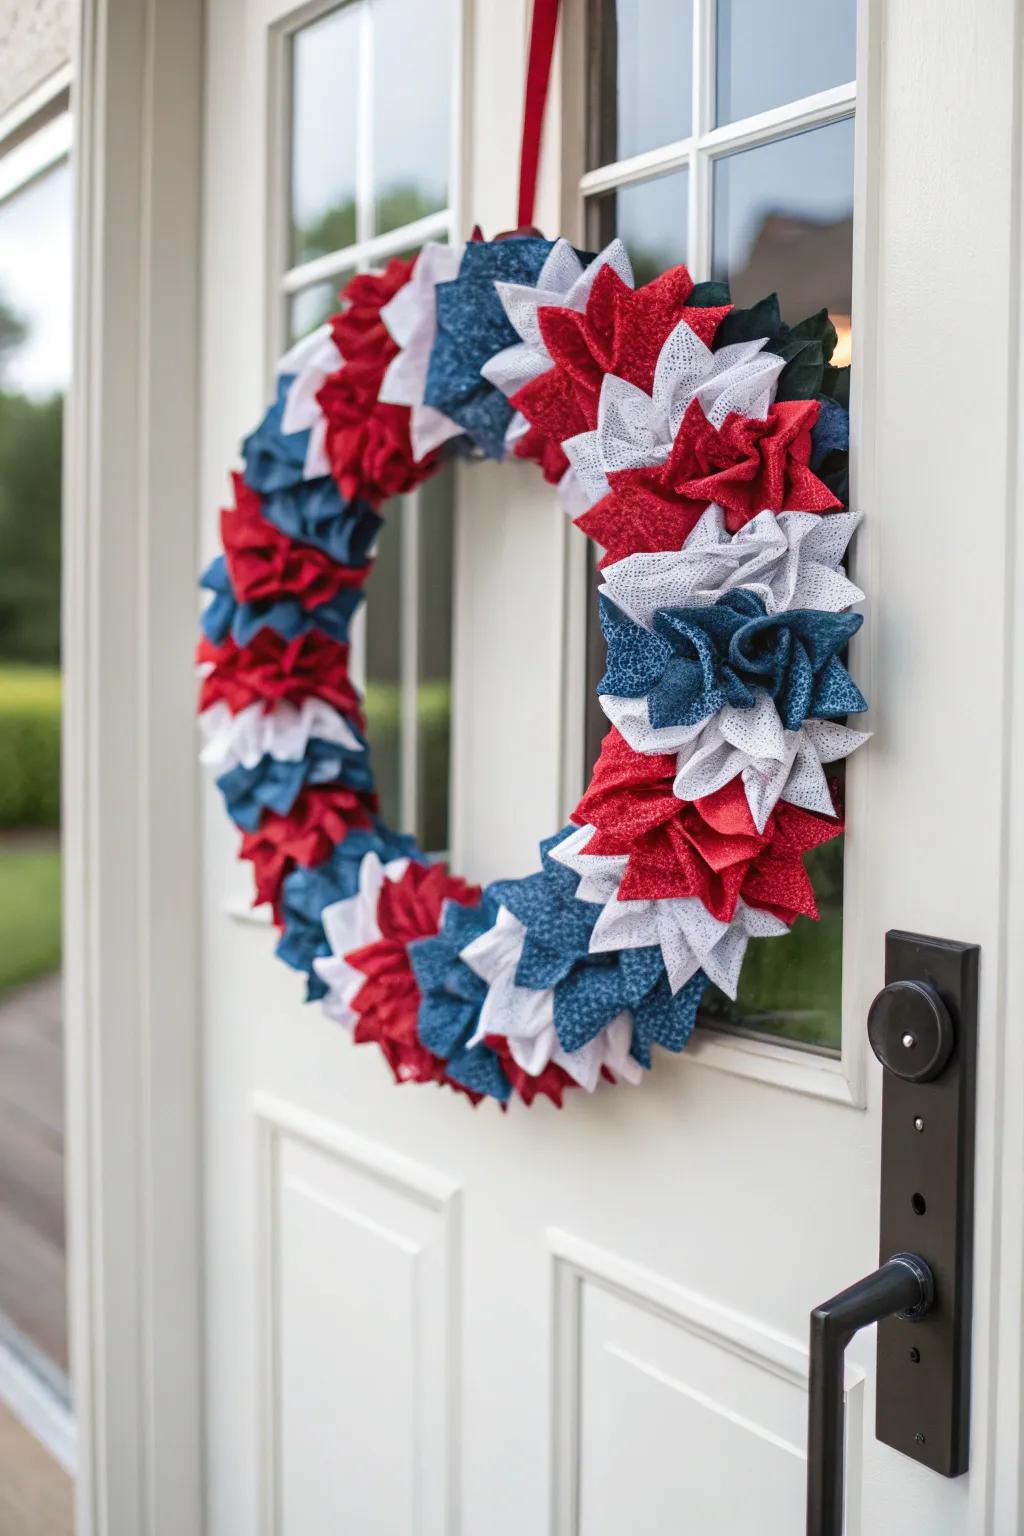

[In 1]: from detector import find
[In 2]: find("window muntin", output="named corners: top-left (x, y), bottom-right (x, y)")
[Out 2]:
top-left (584, 1), bottom-right (856, 1053)
top-left (283, 1), bottom-right (459, 854)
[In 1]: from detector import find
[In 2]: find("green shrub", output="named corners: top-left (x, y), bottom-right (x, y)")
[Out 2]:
top-left (0, 666), bottom-right (61, 828)
top-left (0, 845), bottom-right (61, 994)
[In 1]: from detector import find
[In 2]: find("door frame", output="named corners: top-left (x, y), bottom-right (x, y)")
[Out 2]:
top-left (64, 0), bottom-right (1024, 1533)
top-left (64, 0), bottom-right (204, 1531)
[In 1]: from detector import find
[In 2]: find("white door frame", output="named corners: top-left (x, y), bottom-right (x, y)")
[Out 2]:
top-left (64, 0), bottom-right (1024, 1533)
top-left (64, 0), bottom-right (204, 1531)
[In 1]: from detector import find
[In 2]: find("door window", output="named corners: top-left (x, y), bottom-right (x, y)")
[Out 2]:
top-left (583, 0), bottom-right (856, 1051)
top-left (282, 0), bottom-right (458, 853)
top-left (0, 88), bottom-right (73, 1459)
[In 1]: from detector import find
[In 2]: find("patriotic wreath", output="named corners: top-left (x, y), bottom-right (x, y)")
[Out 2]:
top-left (196, 232), bottom-right (865, 1109)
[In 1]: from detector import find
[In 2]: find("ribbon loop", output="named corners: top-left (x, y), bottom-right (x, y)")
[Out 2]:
top-left (517, 0), bottom-right (562, 230)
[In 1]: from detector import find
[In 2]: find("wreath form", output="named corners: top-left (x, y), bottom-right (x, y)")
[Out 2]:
top-left (197, 232), bottom-right (865, 1109)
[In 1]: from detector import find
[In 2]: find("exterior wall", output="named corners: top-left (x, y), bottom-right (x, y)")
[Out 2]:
top-left (0, 0), bottom-right (72, 118)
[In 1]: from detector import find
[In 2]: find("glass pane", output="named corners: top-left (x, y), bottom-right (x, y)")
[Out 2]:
top-left (715, 0), bottom-right (856, 126)
top-left (363, 512), bottom-right (401, 829)
top-left (372, 0), bottom-right (454, 236)
top-left (0, 159), bottom-right (70, 1382)
top-left (587, 0), bottom-right (693, 169)
top-left (700, 823), bottom-right (844, 1052)
top-left (291, 4), bottom-right (360, 264)
top-left (287, 279), bottom-right (344, 343)
top-left (587, 168), bottom-right (688, 289)
top-left (415, 469), bottom-right (454, 854)
top-left (712, 118), bottom-right (854, 358)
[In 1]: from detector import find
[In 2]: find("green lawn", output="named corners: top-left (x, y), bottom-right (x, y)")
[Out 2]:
top-left (0, 841), bottom-right (61, 996)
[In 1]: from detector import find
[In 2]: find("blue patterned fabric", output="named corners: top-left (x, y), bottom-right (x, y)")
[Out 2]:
top-left (409, 895), bottom-right (512, 1102)
top-left (275, 825), bottom-right (424, 999)
top-left (423, 236), bottom-right (556, 459)
top-left (199, 555), bottom-right (365, 646)
top-left (242, 374), bottom-right (310, 494)
top-left (488, 830), bottom-right (707, 1067)
top-left (599, 589), bottom-right (866, 734)
top-left (811, 395), bottom-right (849, 469)
top-left (260, 478), bottom-right (382, 567)
top-left (216, 735), bottom-right (374, 832)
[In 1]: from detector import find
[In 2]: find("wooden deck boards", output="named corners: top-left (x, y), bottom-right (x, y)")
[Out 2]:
top-left (0, 1398), bottom-right (72, 1536)
top-left (0, 975), bottom-right (66, 1374)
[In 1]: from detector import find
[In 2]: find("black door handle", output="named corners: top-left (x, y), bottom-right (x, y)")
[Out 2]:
top-left (806, 1253), bottom-right (934, 1536)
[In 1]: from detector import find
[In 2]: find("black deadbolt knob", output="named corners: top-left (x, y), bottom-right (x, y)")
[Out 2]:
top-left (867, 979), bottom-right (955, 1083)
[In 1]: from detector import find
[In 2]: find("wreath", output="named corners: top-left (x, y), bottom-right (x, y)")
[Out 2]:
top-left (195, 224), bottom-right (865, 1109)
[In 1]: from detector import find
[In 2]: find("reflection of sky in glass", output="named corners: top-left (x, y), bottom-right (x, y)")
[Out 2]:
top-left (290, 0), bottom-right (453, 262)
top-left (0, 162), bottom-right (72, 397)
top-left (589, 0), bottom-right (692, 169)
top-left (372, 0), bottom-right (453, 233)
top-left (291, 5), bottom-right (360, 261)
top-left (716, 0), bottom-right (856, 126)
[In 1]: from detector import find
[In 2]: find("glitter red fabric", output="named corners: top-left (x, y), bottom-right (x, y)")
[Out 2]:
top-left (221, 473), bottom-right (369, 606)
top-left (574, 729), bottom-right (843, 923)
top-left (239, 786), bottom-right (377, 914)
top-left (317, 257), bottom-right (440, 507)
top-left (509, 263), bottom-right (731, 477)
top-left (196, 631), bottom-right (364, 722)
top-left (576, 398), bottom-right (843, 565)
top-left (345, 862), bottom-right (485, 1099)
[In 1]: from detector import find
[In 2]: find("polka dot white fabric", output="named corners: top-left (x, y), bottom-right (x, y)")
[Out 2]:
top-left (198, 697), bottom-right (366, 774)
top-left (600, 505), bottom-right (864, 627)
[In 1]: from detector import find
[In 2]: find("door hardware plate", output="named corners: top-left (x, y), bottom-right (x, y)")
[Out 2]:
top-left (871, 931), bottom-right (979, 1477)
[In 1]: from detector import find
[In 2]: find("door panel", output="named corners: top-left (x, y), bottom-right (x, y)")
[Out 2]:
top-left (199, 0), bottom-right (1022, 1532)
top-left (259, 1099), bottom-right (457, 1536)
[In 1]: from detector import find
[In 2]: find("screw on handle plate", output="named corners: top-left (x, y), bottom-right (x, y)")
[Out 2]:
top-left (867, 979), bottom-right (954, 1082)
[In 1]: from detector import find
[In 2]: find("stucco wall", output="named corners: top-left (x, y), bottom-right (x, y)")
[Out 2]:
top-left (0, 0), bottom-right (72, 119)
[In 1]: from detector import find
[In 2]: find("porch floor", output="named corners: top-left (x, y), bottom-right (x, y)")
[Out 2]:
top-left (0, 973), bottom-right (67, 1373)
top-left (0, 1397), bottom-right (72, 1535)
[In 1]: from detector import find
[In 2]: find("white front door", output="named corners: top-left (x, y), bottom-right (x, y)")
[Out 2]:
top-left (198, 2), bottom-right (1024, 1533)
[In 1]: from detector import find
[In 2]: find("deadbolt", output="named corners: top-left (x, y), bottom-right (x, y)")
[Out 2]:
top-left (867, 978), bottom-right (954, 1083)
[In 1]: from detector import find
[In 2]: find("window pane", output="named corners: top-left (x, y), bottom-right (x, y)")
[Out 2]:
top-left (364, 513), bottom-right (401, 830)
top-left (291, 5), bottom-right (360, 264)
top-left (0, 158), bottom-right (70, 1381)
top-left (415, 468), bottom-right (454, 854)
top-left (372, 0), bottom-right (454, 236)
top-left (587, 0), bottom-right (693, 169)
top-left (712, 118), bottom-right (854, 357)
top-left (586, 168), bottom-right (688, 289)
top-left (715, 0), bottom-right (856, 126)
top-left (287, 279), bottom-right (344, 343)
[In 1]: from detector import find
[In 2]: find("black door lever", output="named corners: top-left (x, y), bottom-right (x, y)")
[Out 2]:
top-left (806, 1254), bottom-right (934, 1536)
top-left (804, 932), bottom-right (978, 1534)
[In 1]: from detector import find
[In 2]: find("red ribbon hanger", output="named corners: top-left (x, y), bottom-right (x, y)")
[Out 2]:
top-left (516, 0), bottom-right (563, 230)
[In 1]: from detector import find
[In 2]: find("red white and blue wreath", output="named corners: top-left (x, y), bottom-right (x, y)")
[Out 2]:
top-left (195, 225), bottom-right (865, 1109)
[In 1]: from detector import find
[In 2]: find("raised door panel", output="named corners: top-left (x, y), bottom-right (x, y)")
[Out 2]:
top-left (259, 1101), bottom-right (459, 1536)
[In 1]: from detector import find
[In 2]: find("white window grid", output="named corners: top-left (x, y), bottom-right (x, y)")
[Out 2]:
top-left (273, 0), bottom-right (463, 847)
top-left (579, 0), bottom-right (856, 282)
top-left (0, 67), bottom-right (72, 206)
top-left (278, 0), bottom-right (462, 309)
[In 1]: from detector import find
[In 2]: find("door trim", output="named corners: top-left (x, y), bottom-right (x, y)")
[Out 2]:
top-left (64, 1), bottom-right (204, 1531)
